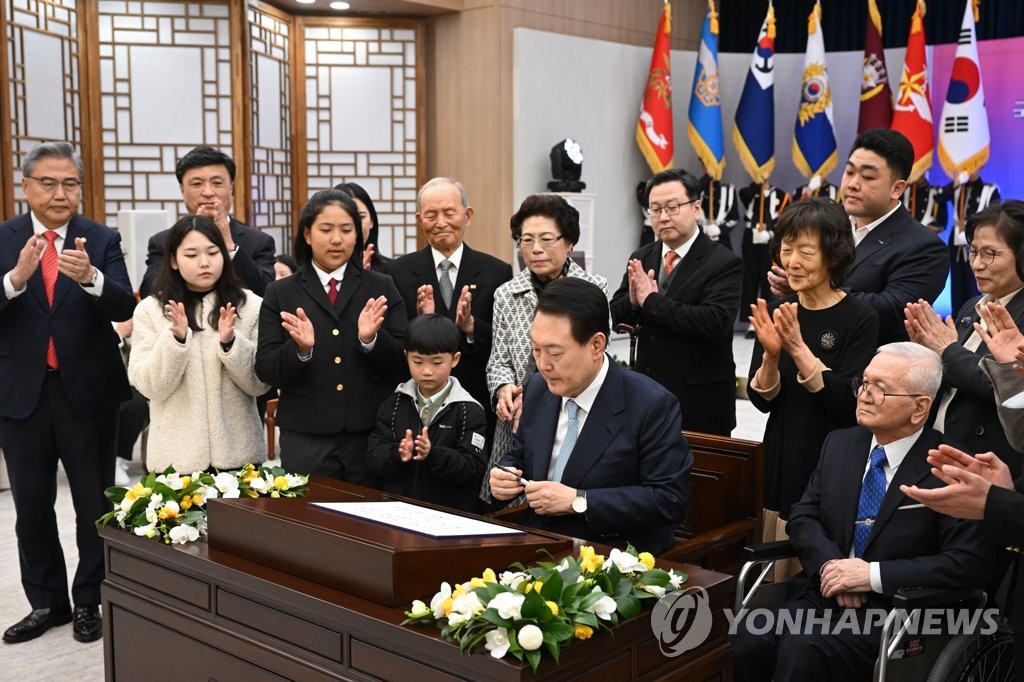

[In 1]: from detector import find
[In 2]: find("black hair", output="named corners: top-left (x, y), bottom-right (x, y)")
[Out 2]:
top-left (848, 129), bottom-right (913, 182)
top-left (509, 194), bottom-right (580, 245)
top-left (771, 197), bottom-right (856, 289)
top-left (645, 168), bottom-right (701, 203)
top-left (274, 253), bottom-right (298, 276)
top-left (334, 182), bottom-right (385, 269)
top-left (966, 199), bottom-right (1024, 282)
top-left (535, 278), bottom-right (610, 346)
top-left (175, 146), bottom-right (236, 184)
top-left (404, 314), bottom-right (460, 355)
top-left (292, 189), bottom-right (365, 269)
top-left (152, 215), bottom-right (246, 331)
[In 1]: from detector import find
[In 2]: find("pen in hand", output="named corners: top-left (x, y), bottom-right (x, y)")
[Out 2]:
top-left (501, 466), bottom-right (530, 487)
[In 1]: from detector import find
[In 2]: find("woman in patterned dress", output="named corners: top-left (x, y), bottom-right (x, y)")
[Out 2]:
top-left (479, 194), bottom-right (606, 504)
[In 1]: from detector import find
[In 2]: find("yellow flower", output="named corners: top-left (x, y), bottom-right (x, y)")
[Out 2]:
top-left (273, 475), bottom-right (289, 491)
top-left (469, 576), bottom-right (488, 590)
top-left (638, 552), bottom-right (656, 570)
top-left (181, 476), bottom-right (191, 488)
top-left (579, 545), bottom-right (605, 573)
top-left (180, 498), bottom-right (192, 510)
top-left (243, 469), bottom-right (260, 483)
top-left (125, 483), bottom-right (147, 501)
top-left (158, 507), bottom-right (179, 520)
top-left (482, 568), bottom-right (497, 584)
top-left (545, 600), bottom-right (559, 616)
top-left (191, 493), bottom-right (203, 506)
top-left (440, 596), bottom-right (454, 617)
top-left (574, 624), bottom-right (593, 640)
top-left (530, 581), bottom-right (544, 593)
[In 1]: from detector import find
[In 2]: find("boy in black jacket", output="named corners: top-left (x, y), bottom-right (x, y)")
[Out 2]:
top-left (366, 315), bottom-right (487, 512)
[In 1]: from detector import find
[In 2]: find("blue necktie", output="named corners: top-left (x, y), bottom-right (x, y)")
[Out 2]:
top-left (551, 400), bottom-right (579, 482)
top-left (438, 260), bottom-right (454, 309)
top-left (854, 445), bottom-right (888, 558)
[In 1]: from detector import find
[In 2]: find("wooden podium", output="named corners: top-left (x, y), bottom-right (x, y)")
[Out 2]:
top-left (101, 478), bottom-right (735, 680)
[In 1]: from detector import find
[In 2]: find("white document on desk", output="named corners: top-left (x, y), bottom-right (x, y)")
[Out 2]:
top-left (312, 501), bottom-right (527, 538)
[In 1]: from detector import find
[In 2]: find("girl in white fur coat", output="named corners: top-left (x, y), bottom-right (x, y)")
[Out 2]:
top-left (129, 216), bottom-right (269, 473)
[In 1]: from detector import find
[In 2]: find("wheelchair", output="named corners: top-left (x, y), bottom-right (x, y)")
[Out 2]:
top-left (734, 540), bottom-right (1015, 681)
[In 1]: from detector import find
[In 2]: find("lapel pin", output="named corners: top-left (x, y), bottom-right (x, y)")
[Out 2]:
top-left (469, 284), bottom-right (477, 290)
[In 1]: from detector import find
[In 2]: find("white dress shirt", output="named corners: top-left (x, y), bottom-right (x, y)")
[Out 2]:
top-left (852, 201), bottom-right (901, 247)
top-left (546, 354), bottom-right (610, 481)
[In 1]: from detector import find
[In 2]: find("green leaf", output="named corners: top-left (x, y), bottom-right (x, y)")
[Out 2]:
top-left (574, 611), bottom-right (599, 628)
top-left (540, 571), bottom-right (563, 601)
top-left (641, 569), bottom-right (670, 586)
top-left (104, 487), bottom-right (127, 504)
top-left (525, 648), bottom-right (541, 673)
top-left (543, 638), bottom-right (561, 664)
top-left (479, 609), bottom-right (511, 629)
top-left (520, 590), bottom-right (547, 620)
top-left (615, 594), bottom-right (641, 621)
top-left (545, 622), bottom-right (576, 642)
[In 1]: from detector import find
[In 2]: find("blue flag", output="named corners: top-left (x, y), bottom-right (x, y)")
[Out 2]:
top-left (688, 1), bottom-right (725, 180)
top-left (733, 3), bottom-right (776, 183)
top-left (792, 1), bottom-right (838, 180)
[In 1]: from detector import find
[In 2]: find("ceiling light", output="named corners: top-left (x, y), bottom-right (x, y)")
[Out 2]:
top-left (329, 1), bottom-right (350, 8)
top-left (295, 0), bottom-right (315, 3)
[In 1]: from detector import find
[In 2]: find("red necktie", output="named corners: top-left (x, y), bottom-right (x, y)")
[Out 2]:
top-left (327, 277), bottom-right (339, 306)
top-left (663, 251), bottom-right (679, 276)
top-left (41, 231), bottom-right (59, 368)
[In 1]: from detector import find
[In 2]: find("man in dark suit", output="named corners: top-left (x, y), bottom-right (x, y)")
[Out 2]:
top-left (770, 129), bottom-right (948, 344)
top-left (139, 146), bottom-right (275, 298)
top-left (731, 343), bottom-right (994, 681)
top-left (611, 169), bottom-right (742, 436)
top-left (490, 278), bottom-right (692, 555)
top-left (386, 177), bottom-right (512, 440)
top-left (0, 142), bottom-right (136, 644)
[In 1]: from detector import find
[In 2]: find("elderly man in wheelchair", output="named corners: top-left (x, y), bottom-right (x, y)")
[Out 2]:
top-left (729, 343), bottom-right (1006, 681)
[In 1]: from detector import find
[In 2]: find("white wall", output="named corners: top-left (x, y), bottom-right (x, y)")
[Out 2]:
top-left (513, 27), bottom-right (911, 285)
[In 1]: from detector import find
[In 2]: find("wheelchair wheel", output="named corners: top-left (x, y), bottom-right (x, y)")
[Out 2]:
top-left (925, 629), bottom-right (1015, 682)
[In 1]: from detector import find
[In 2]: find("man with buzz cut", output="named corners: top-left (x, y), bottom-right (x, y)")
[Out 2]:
top-left (140, 145), bottom-right (276, 298)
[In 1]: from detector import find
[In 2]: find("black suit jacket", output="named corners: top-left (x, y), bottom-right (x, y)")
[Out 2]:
top-left (845, 204), bottom-right (948, 344)
top-left (500, 360), bottom-right (693, 555)
top-left (0, 213), bottom-right (136, 418)
top-left (788, 426), bottom-right (993, 598)
top-left (609, 232), bottom-right (742, 435)
top-left (254, 263), bottom-right (408, 434)
top-left (386, 245), bottom-right (512, 413)
top-left (936, 294), bottom-right (1024, 479)
top-left (140, 217), bottom-right (276, 298)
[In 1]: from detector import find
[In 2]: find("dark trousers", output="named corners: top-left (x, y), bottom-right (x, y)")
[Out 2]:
top-left (730, 585), bottom-right (881, 682)
top-left (116, 386), bottom-right (149, 462)
top-left (279, 428), bottom-right (380, 489)
top-left (741, 234), bottom-right (773, 321)
top-left (949, 245), bottom-right (978, 315)
top-left (1, 371), bottom-right (116, 609)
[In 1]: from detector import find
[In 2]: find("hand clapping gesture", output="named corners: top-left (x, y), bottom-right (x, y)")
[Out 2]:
top-left (627, 259), bottom-right (658, 308)
top-left (976, 301), bottom-right (1024, 363)
top-left (281, 307), bottom-right (314, 356)
top-left (904, 299), bottom-right (958, 354)
top-left (217, 302), bottom-right (237, 345)
top-left (57, 237), bottom-right (95, 284)
top-left (8, 233), bottom-right (46, 290)
top-left (749, 298), bottom-right (782, 358)
top-left (358, 295), bottom-right (389, 344)
top-left (361, 243), bottom-right (376, 270)
top-left (454, 286), bottom-right (475, 338)
top-left (165, 300), bottom-right (189, 342)
top-left (415, 284), bottom-right (435, 315)
top-left (398, 427), bottom-right (431, 462)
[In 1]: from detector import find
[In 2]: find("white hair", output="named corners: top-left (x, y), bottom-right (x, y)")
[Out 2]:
top-left (416, 177), bottom-right (468, 211)
top-left (875, 342), bottom-right (943, 399)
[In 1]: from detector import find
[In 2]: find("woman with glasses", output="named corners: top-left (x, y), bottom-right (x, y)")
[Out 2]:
top-left (479, 194), bottom-right (606, 504)
top-left (904, 200), bottom-right (1024, 478)
top-left (748, 198), bottom-right (880, 543)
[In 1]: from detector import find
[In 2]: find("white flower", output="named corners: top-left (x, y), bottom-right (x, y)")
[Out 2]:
top-left (133, 523), bottom-right (157, 538)
top-left (213, 472), bottom-right (240, 498)
top-left (115, 510), bottom-right (128, 524)
top-left (602, 548), bottom-right (642, 574)
top-left (555, 557), bottom-right (571, 572)
top-left (156, 472), bottom-right (184, 490)
top-left (485, 627), bottom-right (510, 658)
top-left (119, 496), bottom-right (135, 513)
top-left (668, 570), bottom-right (684, 590)
top-left (586, 591), bottom-right (618, 621)
top-left (249, 476), bottom-right (269, 493)
top-left (518, 624), bottom-right (543, 651)
top-left (498, 571), bottom-right (528, 589)
top-left (643, 584), bottom-right (666, 599)
top-left (145, 508), bottom-right (158, 524)
top-left (408, 600), bottom-right (431, 618)
top-left (450, 591), bottom-right (485, 622)
top-left (162, 499), bottom-right (180, 515)
top-left (147, 493), bottom-right (164, 509)
top-left (430, 582), bottom-right (452, 619)
top-left (204, 485), bottom-right (220, 500)
top-left (285, 474), bottom-right (305, 488)
top-left (447, 611), bottom-right (468, 626)
top-left (168, 525), bottom-right (200, 544)
top-left (487, 591), bottom-right (525, 620)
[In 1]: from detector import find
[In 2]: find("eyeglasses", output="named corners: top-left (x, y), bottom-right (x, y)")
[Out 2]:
top-left (516, 234), bottom-right (563, 249)
top-left (645, 199), bottom-right (696, 218)
top-left (851, 379), bottom-right (926, 405)
top-left (967, 246), bottom-right (1005, 265)
top-left (25, 175), bottom-right (83, 193)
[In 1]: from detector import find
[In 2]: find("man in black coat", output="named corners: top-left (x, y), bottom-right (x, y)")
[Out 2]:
top-left (0, 142), bottom-right (136, 644)
top-left (611, 169), bottom-right (742, 436)
top-left (770, 129), bottom-right (947, 345)
top-left (386, 177), bottom-right (512, 440)
top-left (139, 146), bottom-right (275, 298)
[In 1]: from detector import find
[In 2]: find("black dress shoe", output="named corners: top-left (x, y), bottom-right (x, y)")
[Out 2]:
top-left (3, 607), bottom-right (72, 643)
top-left (72, 606), bottom-right (102, 643)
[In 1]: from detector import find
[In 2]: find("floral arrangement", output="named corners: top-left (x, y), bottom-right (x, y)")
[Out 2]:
top-left (96, 463), bottom-right (309, 545)
top-left (402, 544), bottom-right (687, 672)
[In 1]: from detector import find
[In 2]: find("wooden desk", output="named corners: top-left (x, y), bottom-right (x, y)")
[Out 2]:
top-left (101, 480), bottom-right (734, 681)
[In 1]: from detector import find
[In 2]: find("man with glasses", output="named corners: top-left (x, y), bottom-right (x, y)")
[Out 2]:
top-left (610, 168), bottom-right (742, 436)
top-left (139, 145), bottom-right (276, 298)
top-left (387, 177), bottom-right (512, 441)
top-left (731, 342), bottom-right (994, 681)
top-left (0, 142), bottom-right (136, 644)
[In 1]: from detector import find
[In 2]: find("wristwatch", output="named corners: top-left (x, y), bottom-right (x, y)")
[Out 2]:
top-left (571, 489), bottom-right (587, 514)
top-left (82, 269), bottom-right (99, 288)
